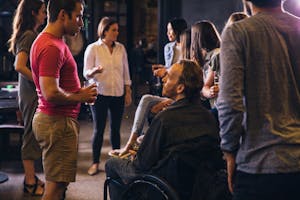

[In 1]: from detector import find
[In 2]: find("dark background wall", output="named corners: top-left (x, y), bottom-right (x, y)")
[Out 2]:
top-left (1, 0), bottom-right (299, 80)
top-left (181, 0), bottom-right (243, 31)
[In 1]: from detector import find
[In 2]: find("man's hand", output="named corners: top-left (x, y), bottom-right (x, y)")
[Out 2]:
top-left (152, 64), bottom-right (164, 71)
top-left (223, 152), bottom-right (236, 194)
top-left (153, 68), bottom-right (167, 78)
top-left (79, 84), bottom-right (98, 104)
top-left (152, 64), bottom-right (167, 78)
top-left (150, 99), bottom-right (173, 114)
top-left (40, 76), bottom-right (97, 104)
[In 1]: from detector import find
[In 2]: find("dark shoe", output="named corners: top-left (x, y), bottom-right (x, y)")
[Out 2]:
top-left (23, 175), bottom-right (44, 196)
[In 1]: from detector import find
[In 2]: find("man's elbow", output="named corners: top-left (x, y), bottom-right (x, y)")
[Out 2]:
top-left (14, 65), bottom-right (22, 73)
top-left (42, 90), bottom-right (58, 102)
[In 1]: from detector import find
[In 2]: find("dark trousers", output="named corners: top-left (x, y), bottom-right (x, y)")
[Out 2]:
top-left (105, 158), bottom-right (139, 200)
top-left (90, 95), bottom-right (125, 163)
top-left (233, 170), bottom-right (300, 200)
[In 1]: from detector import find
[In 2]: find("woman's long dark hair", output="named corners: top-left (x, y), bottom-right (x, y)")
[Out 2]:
top-left (180, 28), bottom-right (191, 60)
top-left (169, 18), bottom-right (187, 43)
top-left (8, 0), bottom-right (44, 54)
top-left (191, 20), bottom-right (221, 67)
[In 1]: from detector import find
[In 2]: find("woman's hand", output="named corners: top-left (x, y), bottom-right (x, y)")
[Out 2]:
top-left (110, 148), bottom-right (128, 157)
top-left (124, 85), bottom-right (132, 107)
top-left (86, 66), bottom-right (103, 78)
top-left (209, 85), bottom-right (219, 98)
top-left (110, 143), bottom-right (132, 157)
top-left (136, 135), bottom-right (144, 144)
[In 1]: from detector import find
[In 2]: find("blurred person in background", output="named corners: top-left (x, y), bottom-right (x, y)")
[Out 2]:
top-left (218, 0), bottom-right (300, 199)
top-left (8, 0), bottom-right (46, 196)
top-left (84, 16), bottom-right (132, 176)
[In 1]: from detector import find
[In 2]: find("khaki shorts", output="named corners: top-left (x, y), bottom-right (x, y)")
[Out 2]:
top-left (32, 112), bottom-right (79, 183)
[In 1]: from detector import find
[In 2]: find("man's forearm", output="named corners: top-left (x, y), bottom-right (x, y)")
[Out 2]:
top-left (44, 88), bottom-right (83, 104)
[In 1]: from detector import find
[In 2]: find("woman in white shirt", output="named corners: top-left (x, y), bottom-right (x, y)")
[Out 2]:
top-left (83, 17), bottom-right (132, 176)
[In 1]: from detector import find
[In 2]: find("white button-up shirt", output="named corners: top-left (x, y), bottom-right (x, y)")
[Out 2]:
top-left (83, 39), bottom-right (131, 97)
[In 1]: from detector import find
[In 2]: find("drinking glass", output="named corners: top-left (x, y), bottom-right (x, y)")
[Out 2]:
top-left (83, 80), bottom-right (98, 106)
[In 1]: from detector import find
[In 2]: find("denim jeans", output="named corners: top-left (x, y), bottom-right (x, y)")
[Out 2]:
top-left (90, 95), bottom-right (124, 163)
top-left (131, 94), bottom-right (168, 136)
top-left (233, 170), bottom-right (300, 200)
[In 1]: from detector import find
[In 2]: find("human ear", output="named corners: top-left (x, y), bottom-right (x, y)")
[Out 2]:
top-left (177, 83), bottom-right (185, 94)
top-left (58, 9), bottom-right (66, 20)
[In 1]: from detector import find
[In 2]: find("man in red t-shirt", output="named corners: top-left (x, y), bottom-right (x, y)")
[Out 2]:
top-left (30, 1), bottom-right (99, 199)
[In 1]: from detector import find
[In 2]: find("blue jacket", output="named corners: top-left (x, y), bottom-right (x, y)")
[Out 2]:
top-left (164, 41), bottom-right (176, 68)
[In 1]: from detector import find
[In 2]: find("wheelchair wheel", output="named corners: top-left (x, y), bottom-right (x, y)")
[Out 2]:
top-left (121, 175), bottom-right (179, 200)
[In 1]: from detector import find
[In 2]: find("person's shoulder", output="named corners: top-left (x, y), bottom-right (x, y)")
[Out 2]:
top-left (114, 42), bottom-right (128, 54)
top-left (154, 100), bottom-right (211, 125)
top-left (164, 41), bottom-right (175, 49)
top-left (223, 16), bottom-right (257, 39)
top-left (155, 99), bottom-right (192, 117)
top-left (18, 30), bottom-right (37, 43)
top-left (22, 30), bottom-right (37, 39)
top-left (85, 40), bottom-right (101, 52)
top-left (228, 15), bottom-right (253, 31)
top-left (87, 40), bottom-right (100, 47)
top-left (115, 41), bottom-right (126, 49)
top-left (35, 32), bottom-right (58, 44)
top-left (149, 103), bottom-right (176, 124)
top-left (34, 33), bottom-right (65, 52)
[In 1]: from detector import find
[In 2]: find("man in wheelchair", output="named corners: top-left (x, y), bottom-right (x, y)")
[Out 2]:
top-left (105, 60), bottom-right (227, 200)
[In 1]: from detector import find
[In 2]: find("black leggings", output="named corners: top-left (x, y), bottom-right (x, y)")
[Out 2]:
top-left (90, 95), bottom-right (125, 163)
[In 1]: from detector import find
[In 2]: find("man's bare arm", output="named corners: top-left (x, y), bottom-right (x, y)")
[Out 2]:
top-left (40, 76), bottom-right (97, 104)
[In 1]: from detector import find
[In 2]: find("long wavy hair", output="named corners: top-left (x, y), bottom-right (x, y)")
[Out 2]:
top-left (190, 20), bottom-right (221, 67)
top-left (8, 0), bottom-right (44, 54)
top-left (180, 28), bottom-right (191, 60)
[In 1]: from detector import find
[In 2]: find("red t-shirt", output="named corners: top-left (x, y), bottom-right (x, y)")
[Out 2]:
top-left (30, 32), bottom-right (81, 118)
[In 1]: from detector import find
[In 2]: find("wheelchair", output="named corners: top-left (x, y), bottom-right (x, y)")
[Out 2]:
top-left (103, 136), bottom-right (232, 200)
top-left (103, 169), bottom-right (232, 200)
top-left (104, 174), bottom-right (180, 200)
